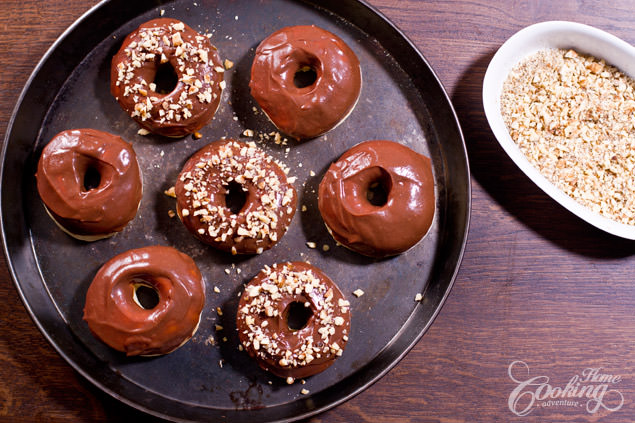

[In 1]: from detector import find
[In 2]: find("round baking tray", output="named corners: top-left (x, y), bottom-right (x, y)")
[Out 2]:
top-left (0, 0), bottom-right (470, 421)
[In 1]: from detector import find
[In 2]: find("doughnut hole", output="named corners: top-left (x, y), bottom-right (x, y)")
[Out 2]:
top-left (294, 65), bottom-right (318, 88)
top-left (76, 156), bottom-right (109, 193)
top-left (223, 181), bottom-right (248, 215)
top-left (132, 280), bottom-right (160, 310)
top-left (291, 53), bottom-right (321, 91)
top-left (83, 166), bottom-right (102, 191)
top-left (284, 300), bottom-right (313, 331)
top-left (152, 59), bottom-right (179, 94)
top-left (342, 166), bottom-right (393, 211)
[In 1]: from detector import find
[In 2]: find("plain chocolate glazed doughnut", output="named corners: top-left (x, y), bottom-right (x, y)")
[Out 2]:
top-left (83, 246), bottom-right (205, 356)
top-left (35, 128), bottom-right (143, 241)
top-left (111, 18), bottom-right (224, 137)
top-left (237, 261), bottom-right (351, 380)
top-left (175, 139), bottom-right (297, 255)
top-left (318, 140), bottom-right (435, 258)
top-left (250, 25), bottom-right (362, 140)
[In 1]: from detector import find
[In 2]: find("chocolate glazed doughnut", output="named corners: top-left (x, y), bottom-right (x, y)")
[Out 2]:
top-left (111, 18), bottom-right (224, 137)
top-left (175, 139), bottom-right (297, 255)
top-left (318, 140), bottom-right (435, 258)
top-left (83, 246), bottom-right (205, 356)
top-left (237, 261), bottom-right (351, 380)
top-left (250, 25), bottom-right (362, 140)
top-left (35, 129), bottom-right (142, 241)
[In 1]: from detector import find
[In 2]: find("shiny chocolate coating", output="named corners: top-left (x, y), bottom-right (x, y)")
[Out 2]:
top-left (318, 140), bottom-right (435, 257)
top-left (83, 246), bottom-right (205, 356)
top-left (237, 261), bottom-right (350, 379)
top-left (35, 128), bottom-right (142, 239)
top-left (175, 139), bottom-right (297, 255)
top-left (111, 18), bottom-right (224, 137)
top-left (250, 25), bottom-right (362, 140)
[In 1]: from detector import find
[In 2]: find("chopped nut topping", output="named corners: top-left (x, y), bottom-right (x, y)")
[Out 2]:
top-left (353, 289), bottom-right (364, 297)
top-left (114, 19), bottom-right (222, 126)
top-left (237, 263), bottom-right (349, 372)
top-left (224, 58), bottom-right (234, 69)
top-left (177, 141), bottom-right (296, 253)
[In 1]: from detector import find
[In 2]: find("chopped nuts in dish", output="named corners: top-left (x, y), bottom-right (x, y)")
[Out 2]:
top-left (500, 48), bottom-right (635, 225)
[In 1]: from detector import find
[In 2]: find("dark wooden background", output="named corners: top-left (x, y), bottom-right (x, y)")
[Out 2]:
top-left (2, 1), bottom-right (635, 422)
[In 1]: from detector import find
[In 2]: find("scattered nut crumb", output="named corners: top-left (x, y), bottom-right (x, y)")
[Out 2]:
top-left (306, 241), bottom-right (316, 249)
top-left (160, 9), bottom-right (165, 16)
top-left (309, 170), bottom-right (315, 177)
top-left (242, 129), bottom-right (254, 137)
top-left (353, 289), bottom-right (365, 297)
top-left (193, 131), bottom-right (203, 139)
top-left (322, 244), bottom-right (330, 252)
top-left (219, 359), bottom-right (224, 368)
top-left (167, 210), bottom-right (176, 218)
top-left (164, 186), bottom-right (176, 197)
top-left (301, 388), bottom-right (310, 395)
top-left (224, 58), bottom-right (234, 69)
top-left (301, 205), bottom-right (307, 212)
top-left (286, 377), bottom-right (295, 385)
top-left (137, 128), bottom-right (150, 136)
top-left (414, 293), bottom-right (423, 302)
top-left (204, 335), bottom-right (216, 346)
top-left (224, 268), bottom-right (231, 274)
top-left (216, 306), bottom-right (223, 316)
top-left (213, 286), bottom-right (220, 293)
top-left (215, 324), bottom-right (223, 331)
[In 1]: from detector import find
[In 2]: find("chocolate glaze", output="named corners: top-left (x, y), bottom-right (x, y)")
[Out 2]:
top-left (83, 246), bottom-right (205, 356)
top-left (111, 18), bottom-right (224, 137)
top-left (175, 139), bottom-right (297, 254)
top-left (35, 128), bottom-right (142, 238)
top-left (237, 262), bottom-right (350, 379)
top-left (250, 25), bottom-right (361, 140)
top-left (318, 140), bottom-right (435, 258)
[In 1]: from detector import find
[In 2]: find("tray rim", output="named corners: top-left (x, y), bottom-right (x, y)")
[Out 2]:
top-left (0, 0), bottom-right (471, 421)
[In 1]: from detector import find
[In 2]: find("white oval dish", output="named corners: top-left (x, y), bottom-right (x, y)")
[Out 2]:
top-left (482, 21), bottom-right (635, 239)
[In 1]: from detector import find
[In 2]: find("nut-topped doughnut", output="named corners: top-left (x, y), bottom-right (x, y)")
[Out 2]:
top-left (111, 18), bottom-right (224, 137)
top-left (318, 140), bottom-right (435, 258)
top-left (237, 261), bottom-right (351, 380)
top-left (35, 129), bottom-right (143, 241)
top-left (250, 25), bottom-right (362, 140)
top-left (83, 245), bottom-right (205, 356)
top-left (175, 139), bottom-right (297, 254)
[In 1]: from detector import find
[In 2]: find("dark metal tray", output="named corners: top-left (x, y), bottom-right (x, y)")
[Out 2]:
top-left (0, 0), bottom-right (470, 421)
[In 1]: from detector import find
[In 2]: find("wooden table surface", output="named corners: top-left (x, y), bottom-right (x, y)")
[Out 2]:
top-left (2, 1), bottom-right (635, 422)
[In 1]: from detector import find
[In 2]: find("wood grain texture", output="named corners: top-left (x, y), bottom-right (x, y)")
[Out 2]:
top-left (1, 1), bottom-right (635, 422)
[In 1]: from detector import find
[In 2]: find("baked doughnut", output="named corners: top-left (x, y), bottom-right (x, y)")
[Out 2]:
top-left (250, 25), bottom-right (362, 140)
top-left (237, 261), bottom-right (351, 380)
top-left (175, 139), bottom-right (296, 255)
top-left (111, 18), bottom-right (224, 137)
top-left (83, 245), bottom-right (205, 356)
top-left (318, 140), bottom-right (435, 258)
top-left (35, 128), bottom-right (143, 241)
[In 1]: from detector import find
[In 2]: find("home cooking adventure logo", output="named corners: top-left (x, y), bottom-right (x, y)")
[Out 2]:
top-left (507, 360), bottom-right (624, 416)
